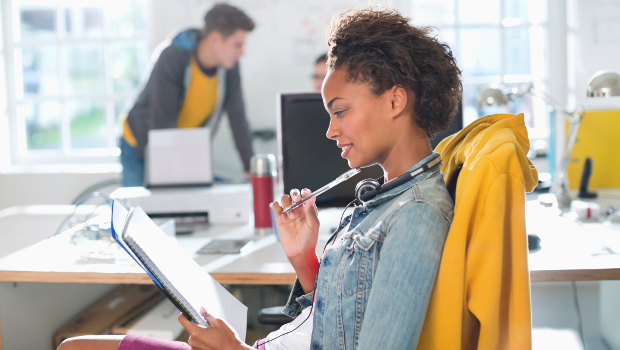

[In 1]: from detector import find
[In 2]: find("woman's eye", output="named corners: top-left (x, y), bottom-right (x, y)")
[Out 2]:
top-left (334, 110), bottom-right (345, 117)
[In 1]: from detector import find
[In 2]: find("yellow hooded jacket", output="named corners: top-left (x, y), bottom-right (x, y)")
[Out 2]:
top-left (417, 113), bottom-right (538, 350)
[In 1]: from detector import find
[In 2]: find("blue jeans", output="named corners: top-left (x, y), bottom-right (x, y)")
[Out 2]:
top-left (119, 138), bottom-right (145, 187)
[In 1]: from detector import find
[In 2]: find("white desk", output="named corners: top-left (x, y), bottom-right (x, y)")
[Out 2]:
top-left (1, 198), bottom-right (620, 350)
top-left (0, 205), bottom-right (352, 350)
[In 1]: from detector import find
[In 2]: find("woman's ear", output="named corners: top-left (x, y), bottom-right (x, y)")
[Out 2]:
top-left (390, 85), bottom-right (408, 118)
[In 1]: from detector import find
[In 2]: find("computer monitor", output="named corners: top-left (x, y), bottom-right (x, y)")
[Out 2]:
top-left (276, 92), bottom-right (462, 208)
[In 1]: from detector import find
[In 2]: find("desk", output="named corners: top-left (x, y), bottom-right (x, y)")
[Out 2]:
top-left (0, 205), bottom-right (350, 350)
top-left (2, 199), bottom-right (620, 349)
top-left (526, 198), bottom-right (620, 282)
top-left (0, 207), bottom-right (346, 287)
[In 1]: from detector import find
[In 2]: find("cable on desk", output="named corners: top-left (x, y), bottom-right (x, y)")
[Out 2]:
top-left (571, 281), bottom-right (586, 350)
top-left (71, 179), bottom-right (121, 205)
top-left (52, 192), bottom-right (113, 238)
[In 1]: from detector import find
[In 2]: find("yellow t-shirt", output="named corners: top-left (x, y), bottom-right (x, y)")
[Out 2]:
top-left (123, 56), bottom-right (218, 147)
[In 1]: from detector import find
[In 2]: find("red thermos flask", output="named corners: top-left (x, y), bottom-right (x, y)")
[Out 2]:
top-left (250, 154), bottom-right (276, 234)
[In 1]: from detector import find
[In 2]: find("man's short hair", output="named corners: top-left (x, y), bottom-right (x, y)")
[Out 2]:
top-left (203, 4), bottom-right (255, 38)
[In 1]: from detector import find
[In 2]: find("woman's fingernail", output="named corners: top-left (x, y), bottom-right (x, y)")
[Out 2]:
top-left (288, 211), bottom-right (295, 219)
top-left (200, 307), bottom-right (207, 314)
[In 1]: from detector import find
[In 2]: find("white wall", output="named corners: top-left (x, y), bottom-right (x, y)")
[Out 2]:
top-left (571, 0), bottom-right (620, 109)
top-left (148, 0), bottom-right (411, 181)
top-left (0, 172), bottom-right (119, 211)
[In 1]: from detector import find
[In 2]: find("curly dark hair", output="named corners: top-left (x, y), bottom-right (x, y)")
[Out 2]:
top-left (327, 7), bottom-right (462, 138)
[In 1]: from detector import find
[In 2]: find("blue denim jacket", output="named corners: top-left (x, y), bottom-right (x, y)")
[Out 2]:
top-left (282, 153), bottom-right (454, 350)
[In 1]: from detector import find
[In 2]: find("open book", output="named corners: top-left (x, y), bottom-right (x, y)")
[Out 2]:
top-left (110, 200), bottom-right (247, 341)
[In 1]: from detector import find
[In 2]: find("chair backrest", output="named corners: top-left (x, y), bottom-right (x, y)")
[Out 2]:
top-left (417, 113), bottom-right (538, 350)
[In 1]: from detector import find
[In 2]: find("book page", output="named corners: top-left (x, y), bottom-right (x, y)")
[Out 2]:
top-left (124, 206), bottom-right (247, 341)
top-left (110, 201), bottom-right (152, 275)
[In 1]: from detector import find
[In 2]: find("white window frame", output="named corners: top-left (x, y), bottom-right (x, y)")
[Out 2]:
top-left (1, 0), bottom-right (149, 168)
top-left (412, 0), bottom-right (551, 142)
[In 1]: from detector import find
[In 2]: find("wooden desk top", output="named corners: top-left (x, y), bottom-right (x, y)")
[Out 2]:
top-left (1, 202), bottom-right (620, 285)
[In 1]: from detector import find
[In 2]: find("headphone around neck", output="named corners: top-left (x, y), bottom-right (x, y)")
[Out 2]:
top-left (354, 155), bottom-right (442, 204)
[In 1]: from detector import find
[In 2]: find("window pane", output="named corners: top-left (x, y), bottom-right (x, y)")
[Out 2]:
top-left (505, 0), bottom-right (547, 24)
top-left (106, 0), bottom-right (147, 37)
top-left (463, 84), bottom-right (512, 127)
top-left (412, 0), bottom-right (455, 25)
top-left (65, 6), bottom-right (103, 37)
top-left (115, 99), bottom-right (130, 137)
top-left (436, 27), bottom-right (457, 57)
top-left (458, 0), bottom-right (500, 24)
top-left (22, 102), bottom-right (61, 150)
top-left (68, 101), bottom-right (106, 149)
top-left (505, 27), bottom-right (531, 76)
top-left (17, 3), bottom-right (56, 40)
top-left (18, 45), bottom-right (59, 95)
top-left (459, 28), bottom-right (500, 77)
top-left (529, 25), bottom-right (547, 80)
top-left (65, 44), bottom-right (104, 94)
top-left (0, 4), bottom-right (3, 50)
top-left (109, 41), bottom-right (148, 93)
top-left (464, 82), bottom-right (545, 130)
top-left (0, 57), bottom-right (6, 113)
top-left (463, 85), bottom-right (480, 126)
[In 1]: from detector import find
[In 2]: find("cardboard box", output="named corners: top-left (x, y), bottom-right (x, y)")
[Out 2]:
top-left (54, 285), bottom-right (160, 347)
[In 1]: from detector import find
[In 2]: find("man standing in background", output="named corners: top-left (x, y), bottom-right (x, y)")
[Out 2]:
top-left (120, 4), bottom-right (255, 187)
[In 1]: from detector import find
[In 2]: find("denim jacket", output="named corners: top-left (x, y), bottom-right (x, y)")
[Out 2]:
top-left (282, 153), bottom-right (454, 350)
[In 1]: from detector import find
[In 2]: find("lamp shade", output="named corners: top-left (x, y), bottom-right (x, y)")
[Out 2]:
top-left (587, 70), bottom-right (620, 97)
top-left (476, 84), bottom-right (509, 110)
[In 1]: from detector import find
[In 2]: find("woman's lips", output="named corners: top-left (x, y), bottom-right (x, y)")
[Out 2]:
top-left (341, 144), bottom-right (352, 158)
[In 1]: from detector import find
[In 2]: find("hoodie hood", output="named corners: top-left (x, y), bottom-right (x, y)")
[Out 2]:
top-left (435, 113), bottom-right (538, 193)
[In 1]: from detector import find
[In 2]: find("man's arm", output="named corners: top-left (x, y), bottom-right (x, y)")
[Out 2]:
top-left (147, 45), bottom-right (188, 130)
top-left (224, 63), bottom-right (254, 172)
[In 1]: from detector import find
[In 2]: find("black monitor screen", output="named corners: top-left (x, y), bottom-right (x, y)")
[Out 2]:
top-left (277, 92), bottom-right (462, 208)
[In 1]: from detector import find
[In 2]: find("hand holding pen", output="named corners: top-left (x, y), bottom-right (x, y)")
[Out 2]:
top-left (270, 168), bottom-right (361, 293)
top-left (281, 168), bottom-right (361, 213)
top-left (271, 188), bottom-right (321, 293)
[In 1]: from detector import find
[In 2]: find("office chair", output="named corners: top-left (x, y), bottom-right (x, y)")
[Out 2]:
top-left (417, 113), bottom-right (538, 350)
top-left (259, 114), bottom-right (538, 340)
top-left (257, 306), bottom-right (293, 325)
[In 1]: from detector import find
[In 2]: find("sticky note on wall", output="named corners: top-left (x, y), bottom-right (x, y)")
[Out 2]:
top-left (567, 110), bottom-right (620, 189)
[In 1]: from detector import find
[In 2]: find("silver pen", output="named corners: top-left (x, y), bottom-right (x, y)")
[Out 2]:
top-left (282, 168), bottom-right (361, 213)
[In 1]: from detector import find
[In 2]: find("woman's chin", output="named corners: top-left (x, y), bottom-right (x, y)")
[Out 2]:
top-left (346, 158), bottom-right (371, 169)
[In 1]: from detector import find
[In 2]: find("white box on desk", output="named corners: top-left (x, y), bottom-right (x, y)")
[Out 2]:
top-left (126, 299), bottom-right (185, 340)
top-left (110, 184), bottom-right (250, 225)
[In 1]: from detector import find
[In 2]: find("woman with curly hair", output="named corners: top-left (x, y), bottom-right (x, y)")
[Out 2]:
top-left (57, 5), bottom-right (461, 350)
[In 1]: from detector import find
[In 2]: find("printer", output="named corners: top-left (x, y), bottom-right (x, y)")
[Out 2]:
top-left (110, 184), bottom-right (251, 232)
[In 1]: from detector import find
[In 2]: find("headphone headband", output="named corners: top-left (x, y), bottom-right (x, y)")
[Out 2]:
top-left (356, 155), bottom-right (442, 204)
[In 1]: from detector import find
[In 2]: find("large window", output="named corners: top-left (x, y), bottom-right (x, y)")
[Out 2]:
top-left (1, 3), bottom-right (9, 168)
top-left (1, 0), bottom-right (149, 166)
top-left (412, 0), bottom-right (549, 141)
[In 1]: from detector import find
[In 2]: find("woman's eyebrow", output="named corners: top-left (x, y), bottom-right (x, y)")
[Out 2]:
top-left (327, 97), bottom-right (345, 109)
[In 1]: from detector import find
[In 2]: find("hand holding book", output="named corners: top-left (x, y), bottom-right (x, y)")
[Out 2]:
top-left (110, 200), bottom-right (248, 341)
top-left (177, 307), bottom-right (253, 349)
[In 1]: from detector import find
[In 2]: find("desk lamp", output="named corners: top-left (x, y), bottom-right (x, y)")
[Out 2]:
top-left (476, 70), bottom-right (620, 209)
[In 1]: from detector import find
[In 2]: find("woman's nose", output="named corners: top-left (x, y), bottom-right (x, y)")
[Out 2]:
top-left (326, 118), bottom-right (339, 140)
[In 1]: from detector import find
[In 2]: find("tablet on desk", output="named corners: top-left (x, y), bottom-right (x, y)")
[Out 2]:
top-left (197, 239), bottom-right (252, 254)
